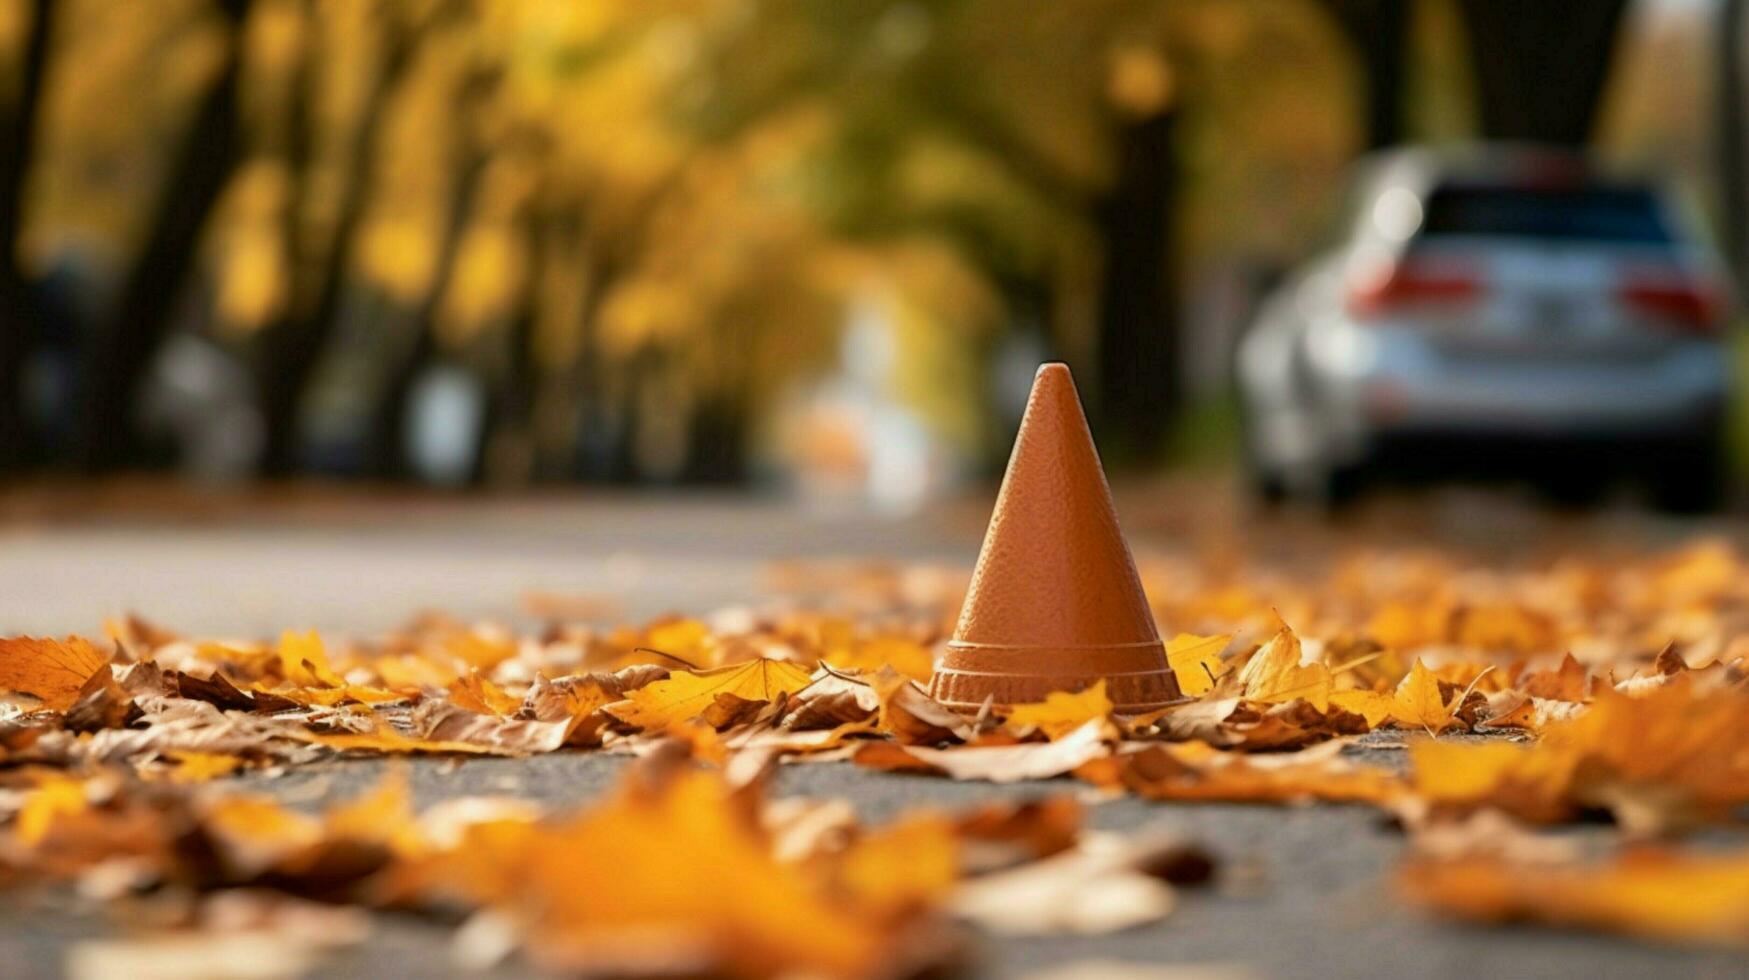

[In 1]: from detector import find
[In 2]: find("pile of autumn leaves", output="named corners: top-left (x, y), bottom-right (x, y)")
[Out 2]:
top-left (1, 540), bottom-right (1748, 974)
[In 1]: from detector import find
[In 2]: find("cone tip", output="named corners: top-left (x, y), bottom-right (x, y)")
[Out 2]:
top-left (1035, 362), bottom-right (1071, 381)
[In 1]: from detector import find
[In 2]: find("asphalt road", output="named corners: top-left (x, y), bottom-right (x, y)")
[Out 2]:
top-left (2, 483), bottom-right (1747, 978)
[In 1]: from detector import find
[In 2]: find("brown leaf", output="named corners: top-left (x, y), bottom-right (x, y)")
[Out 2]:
top-left (952, 797), bottom-right (1083, 875)
top-left (413, 701), bottom-right (572, 755)
top-left (1079, 741), bottom-right (1402, 807)
top-left (1400, 847), bottom-right (1749, 948)
top-left (0, 636), bottom-right (110, 711)
top-left (1520, 652), bottom-right (1589, 702)
top-left (854, 718), bottom-right (1114, 783)
top-left (871, 667), bottom-right (975, 745)
top-left (953, 830), bottom-right (1212, 935)
top-left (605, 659), bottom-right (812, 730)
top-left (174, 671), bottom-right (299, 714)
top-left (63, 668), bottom-right (135, 733)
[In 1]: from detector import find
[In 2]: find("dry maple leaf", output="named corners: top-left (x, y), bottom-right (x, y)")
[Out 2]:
top-left (1390, 660), bottom-right (1461, 733)
top-left (0, 636), bottom-right (109, 711)
top-left (953, 830), bottom-right (1213, 936)
top-left (1165, 633), bottom-right (1231, 697)
top-left (822, 635), bottom-right (935, 684)
top-left (275, 630), bottom-right (344, 688)
top-left (1236, 626), bottom-right (1330, 711)
top-left (832, 813), bottom-right (960, 916)
top-left (1519, 652), bottom-right (1591, 702)
top-left (413, 701), bottom-right (573, 754)
top-left (1077, 740), bottom-right (1402, 807)
top-left (1400, 847), bottom-right (1749, 948)
top-left (1006, 681), bottom-right (1114, 740)
top-left (854, 718), bottom-right (1114, 783)
top-left (1407, 679), bottom-right (1749, 830)
top-left (1476, 690), bottom-right (1586, 733)
top-left (606, 659), bottom-right (814, 731)
top-left (404, 760), bottom-right (922, 978)
top-left (871, 667), bottom-right (975, 745)
top-left (155, 751), bottom-right (245, 783)
top-left (447, 670), bottom-right (520, 717)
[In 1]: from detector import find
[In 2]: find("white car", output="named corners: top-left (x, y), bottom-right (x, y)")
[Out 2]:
top-left (1237, 147), bottom-right (1732, 510)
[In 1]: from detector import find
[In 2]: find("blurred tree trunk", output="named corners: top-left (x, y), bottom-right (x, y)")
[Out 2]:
top-left (72, 0), bottom-right (251, 472)
top-left (484, 203), bottom-right (546, 486)
top-left (1720, 0), bottom-right (1748, 289)
top-left (1322, 0), bottom-right (1409, 149)
top-left (0, 0), bottom-right (56, 469)
top-left (1456, 0), bottom-right (1628, 144)
top-left (1093, 106), bottom-right (1179, 458)
top-left (371, 149), bottom-right (487, 480)
top-left (257, 21), bottom-right (416, 475)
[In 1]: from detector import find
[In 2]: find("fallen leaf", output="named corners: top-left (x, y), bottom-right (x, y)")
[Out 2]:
top-left (405, 759), bottom-right (932, 977)
top-left (834, 812), bottom-right (960, 915)
top-left (606, 659), bottom-right (813, 730)
top-left (1165, 633), bottom-right (1231, 697)
top-left (1236, 627), bottom-right (1330, 711)
top-left (1006, 681), bottom-right (1113, 739)
top-left (871, 668), bottom-right (975, 745)
top-left (276, 630), bottom-right (344, 688)
top-left (1391, 660), bottom-right (1458, 733)
top-left (448, 670), bottom-right (520, 717)
top-left (0, 636), bottom-right (109, 710)
top-left (1400, 847), bottom-right (1749, 948)
top-left (1327, 688), bottom-right (1394, 728)
top-left (1079, 741), bottom-right (1402, 807)
top-left (854, 718), bottom-right (1113, 783)
top-left (1407, 680), bottom-right (1749, 830)
top-left (954, 831), bottom-right (1212, 935)
top-left (1520, 652), bottom-right (1589, 702)
top-left (159, 751), bottom-right (245, 783)
top-left (414, 701), bottom-right (573, 754)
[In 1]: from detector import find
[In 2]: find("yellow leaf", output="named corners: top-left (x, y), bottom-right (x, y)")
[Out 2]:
top-left (642, 618), bottom-right (713, 667)
top-left (1166, 633), bottom-right (1231, 696)
top-left (311, 729), bottom-right (502, 756)
top-left (1081, 741), bottom-right (1402, 806)
top-left (1408, 738), bottom-right (1574, 822)
top-left (0, 636), bottom-right (109, 710)
top-left (276, 630), bottom-right (343, 688)
top-left (1329, 689), bottom-right (1395, 728)
top-left (13, 774), bottom-right (88, 844)
top-left (1237, 627), bottom-right (1330, 711)
top-left (824, 636), bottom-right (935, 684)
top-left (161, 751), bottom-right (244, 783)
top-left (449, 670), bottom-right (520, 717)
top-left (607, 659), bottom-right (814, 730)
top-left (326, 770), bottom-right (422, 855)
top-left (417, 763), bottom-right (893, 976)
top-left (1006, 681), bottom-right (1113, 739)
top-left (1401, 847), bottom-right (1749, 947)
top-left (1393, 660), bottom-right (1455, 732)
top-left (200, 796), bottom-right (324, 875)
top-left (835, 813), bottom-right (959, 915)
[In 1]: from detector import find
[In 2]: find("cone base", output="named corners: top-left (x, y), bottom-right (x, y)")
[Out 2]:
top-left (929, 640), bottom-right (1185, 714)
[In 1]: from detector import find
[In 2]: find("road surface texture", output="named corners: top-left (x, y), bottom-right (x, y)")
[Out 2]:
top-left (1, 477), bottom-right (1746, 979)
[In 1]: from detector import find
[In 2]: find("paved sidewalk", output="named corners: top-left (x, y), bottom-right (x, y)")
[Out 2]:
top-left (2, 486), bottom-right (1745, 978)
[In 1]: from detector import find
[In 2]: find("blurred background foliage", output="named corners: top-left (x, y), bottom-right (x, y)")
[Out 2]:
top-left (0, 0), bottom-right (1730, 497)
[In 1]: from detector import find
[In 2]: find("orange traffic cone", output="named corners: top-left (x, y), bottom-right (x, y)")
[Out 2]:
top-left (930, 363), bottom-right (1182, 713)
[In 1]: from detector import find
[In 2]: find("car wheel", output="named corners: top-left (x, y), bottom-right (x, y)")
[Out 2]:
top-left (1647, 438), bottom-right (1726, 515)
top-left (1244, 459), bottom-right (1289, 506)
top-left (1303, 459), bottom-right (1369, 510)
top-left (1541, 469), bottom-right (1605, 509)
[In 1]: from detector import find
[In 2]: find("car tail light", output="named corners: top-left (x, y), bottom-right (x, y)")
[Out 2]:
top-left (1347, 255), bottom-right (1482, 319)
top-left (1617, 272), bottom-right (1723, 334)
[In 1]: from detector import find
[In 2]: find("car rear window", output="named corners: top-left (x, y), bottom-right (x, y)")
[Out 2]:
top-left (1421, 185), bottom-right (1673, 244)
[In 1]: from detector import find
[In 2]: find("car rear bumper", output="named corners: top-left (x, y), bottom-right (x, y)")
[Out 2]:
top-left (1311, 326), bottom-right (1728, 461)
